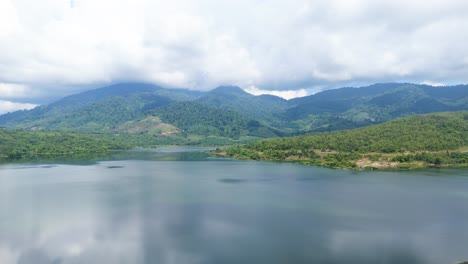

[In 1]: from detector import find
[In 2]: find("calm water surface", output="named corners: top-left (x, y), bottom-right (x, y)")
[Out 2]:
top-left (0, 147), bottom-right (467, 264)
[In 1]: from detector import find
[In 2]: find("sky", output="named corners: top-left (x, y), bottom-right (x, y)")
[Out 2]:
top-left (1, 0), bottom-right (468, 113)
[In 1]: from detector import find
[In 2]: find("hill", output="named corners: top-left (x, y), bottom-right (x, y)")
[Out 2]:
top-left (223, 112), bottom-right (468, 169)
top-left (0, 129), bottom-right (129, 160)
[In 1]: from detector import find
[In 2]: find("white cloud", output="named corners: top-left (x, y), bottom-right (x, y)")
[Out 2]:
top-left (422, 81), bottom-right (447, 87)
top-left (0, 100), bottom-right (38, 115)
top-left (0, 0), bottom-right (19, 37)
top-left (244, 86), bottom-right (308, 100)
top-left (0, 0), bottom-right (468, 100)
top-left (0, 83), bottom-right (34, 99)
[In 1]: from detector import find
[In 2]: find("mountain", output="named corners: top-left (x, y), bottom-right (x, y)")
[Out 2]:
top-left (0, 82), bottom-right (467, 142)
top-left (0, 83), bottom-right (201, 131)
top-left (285, 83), bottom-right (468, 132)
top-left (223, 111), bottom-right (468, 169)
top-left (195, 85), bottom-right (290, 129)
top-left (152, 101), bottom-right (282, 138)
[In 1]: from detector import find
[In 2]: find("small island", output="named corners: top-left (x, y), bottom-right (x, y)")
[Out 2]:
top-left (220, 112), bottom-right (468, 169)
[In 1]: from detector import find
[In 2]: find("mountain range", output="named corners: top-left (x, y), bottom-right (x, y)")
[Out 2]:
top-left (0, 82), bottom-right (467, 142)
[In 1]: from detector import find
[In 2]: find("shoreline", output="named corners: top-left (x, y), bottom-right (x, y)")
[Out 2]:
top-left (214, 149), bottom-right (468, 170)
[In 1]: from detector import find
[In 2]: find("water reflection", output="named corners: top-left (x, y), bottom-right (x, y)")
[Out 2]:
top-left (0, 146), bottom-right (216, 167)
top-left (0, 150), bottom-right (468, 264)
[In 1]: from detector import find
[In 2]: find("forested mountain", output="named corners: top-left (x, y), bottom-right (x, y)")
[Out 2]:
top-left (223, 111), bottom-right (468, 169)
top-left (286, 83), bottom-right (468, 132)
top-left (196, 86), bottom-right (290, 128)
top-left (152, 102), bottom-right (283, 138)
top-left (0, 82), bottom-right (466, 141)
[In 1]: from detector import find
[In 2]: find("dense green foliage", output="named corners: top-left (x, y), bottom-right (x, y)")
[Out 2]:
top-left (224, 112), bottom-right (468, 169)
top-left (391, 151), bottom-right (468, 166)
top-left (0, 129), bottom-right (129, 160)
top-left (195, 86), bottom-right (290, 129)
top-left (153, 102), bottom-right (281, 138)
top-left (263, 112), bottom-right (468, 153)
top-left (98, 132), bottom-right (262, 148)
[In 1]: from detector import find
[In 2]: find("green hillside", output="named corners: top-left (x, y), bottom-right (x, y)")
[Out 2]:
top-left (223, 112), bottom-right (468, 169)
top-left (153, 102), bottom-right (282, 138)
top-left (196, 86), bottom-right (290, 129)
top-left (0, 129), bottom-right (129, 160)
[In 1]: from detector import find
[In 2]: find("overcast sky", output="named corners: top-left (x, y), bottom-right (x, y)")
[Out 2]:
top-left (1, 0), bottom-right (468, 113)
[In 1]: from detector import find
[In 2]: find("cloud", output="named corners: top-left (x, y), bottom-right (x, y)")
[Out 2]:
top-left (0, 0), bottom-right (19, 37)
top-left (421, 81), bottom-right (447, 87)
top-left (0, 83), bottom-right (36, 99)
top-left (0, 100), bottom-right (38, 115)
top-left (0, 0), bottom-right (467, 101)
top-left (244, 86), bottom-right (308, 100)
top-left (0, 246), bottom-right (17, 264)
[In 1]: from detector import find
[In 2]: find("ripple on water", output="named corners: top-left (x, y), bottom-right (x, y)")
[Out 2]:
top-left (107, 166), bottom-right (125, 169)
top-left (218, 178), bottom-right (247, 184)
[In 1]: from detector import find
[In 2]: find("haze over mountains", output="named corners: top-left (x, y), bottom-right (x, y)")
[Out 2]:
top-left (0, 83), bottom-right (466, 140)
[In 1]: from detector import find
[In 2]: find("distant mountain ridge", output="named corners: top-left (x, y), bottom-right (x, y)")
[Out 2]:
top-left (285, 83), bottom-right (467, 132)
top-left (0, 82), bottom-right (466, 140)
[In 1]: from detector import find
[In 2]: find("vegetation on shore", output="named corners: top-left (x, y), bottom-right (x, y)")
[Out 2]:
top-left (0, 129), bottom-right (130, 160)
top-left (0, 128), bottom-right (261, 161)
top-left (221, 112), bottom-right (468, 169)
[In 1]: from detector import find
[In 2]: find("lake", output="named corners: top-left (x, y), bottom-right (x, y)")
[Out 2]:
top-left (0, 147), bottom-right (467, 264)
